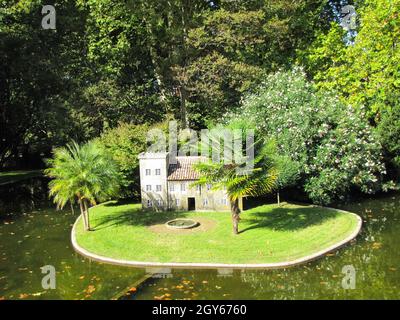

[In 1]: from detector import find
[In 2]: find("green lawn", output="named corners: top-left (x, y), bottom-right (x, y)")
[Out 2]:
top-left (0, 170), bottom-right (42, 185)
top-left (75, 202), bottom-right (360, 264)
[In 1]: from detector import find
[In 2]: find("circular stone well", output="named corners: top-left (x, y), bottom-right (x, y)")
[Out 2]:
top-left (165, 218), bottom-right (199, 229)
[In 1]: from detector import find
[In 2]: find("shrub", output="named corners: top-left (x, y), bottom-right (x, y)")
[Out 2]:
top-left (96, 120), bottom-right (170, 199)
top-left (224, 68), bottom-right (386, 204)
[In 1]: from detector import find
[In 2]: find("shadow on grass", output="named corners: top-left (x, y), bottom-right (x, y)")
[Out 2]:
top-left (239, 205), bottom-right (339, 234)
top-left (93, 202), bottom-right (190, 231)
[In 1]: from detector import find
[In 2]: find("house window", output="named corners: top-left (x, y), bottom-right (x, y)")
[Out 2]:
top-left (206, 184), bottom-right (212, 191)
top-left (156, 185), bottom-right (162, 192)
top-left (146, 185), bottom-right (151, 191)
top-left (169, 184), bottom-right (174, 192)
top-left (221, 198), bottom-right (227, 205)
top-left (147, 200), bottom-right (152, 207)
top-left (196, 185), bottom-right (201, 192)
top-left (145, 169), bottom-right (151, 176)
top-left (203, 198), bottom-right (208, 206)
top-left (157, 199), bottom-right (162, 206)
top-left (181, 183), bottom-right (186, 192)
top-left (175, 199), bottom-right (180, 206)
top-left (155, 169), bottom-right (161, 175)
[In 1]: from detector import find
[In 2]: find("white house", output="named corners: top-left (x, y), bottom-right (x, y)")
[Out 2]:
top-left (138, 152), bottom-right (243, 211)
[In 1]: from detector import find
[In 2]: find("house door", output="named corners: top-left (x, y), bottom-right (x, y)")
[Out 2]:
top-left (188, 197), bottom-right (196, 211)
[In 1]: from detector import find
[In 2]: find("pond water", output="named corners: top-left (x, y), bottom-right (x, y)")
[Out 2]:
top-left (0, 187), bottom-right (399, 299)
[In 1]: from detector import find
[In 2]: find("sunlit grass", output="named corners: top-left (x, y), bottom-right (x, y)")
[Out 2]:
top-left (75, 202), bottom-right (360, 264)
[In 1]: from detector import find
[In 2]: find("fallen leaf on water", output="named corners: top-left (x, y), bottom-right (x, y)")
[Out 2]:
top-left (389, 267), bottom-right (396, 271)
top-left (202, 280), bottom-right (208, 284)
top-left (176, 285), bottom-right (184, 289)
top-left (85, 285), bottom-right (96, 294)
top-left (372, 242), bottom-right (382, 249)
top-left (19, 293), bottom-right (29, 299)
top-left (215, 286), bottom-right (221, 289)
top-left (79, 276), bottom-right (85, 280)
top-left (164, 293), bottom-right (171, 297)
top-left (325, 253), bottom-right (334, 257)
top-left (31, 292), bottom-right (44, 297)
top-left (128, 287), bottom-right (137, 293)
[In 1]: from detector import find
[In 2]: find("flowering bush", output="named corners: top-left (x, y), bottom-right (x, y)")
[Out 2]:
top-left (224, 68), bottom-right (386, 204)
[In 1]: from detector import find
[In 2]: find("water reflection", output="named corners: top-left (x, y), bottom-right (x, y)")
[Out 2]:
top-left (0, 191), bottom-right (399, 299)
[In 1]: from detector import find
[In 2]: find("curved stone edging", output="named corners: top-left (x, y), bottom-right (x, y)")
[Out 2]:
top-left (71, 204), bottom-right (362, 270)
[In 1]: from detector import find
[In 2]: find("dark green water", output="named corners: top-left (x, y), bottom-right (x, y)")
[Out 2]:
top-left (0, 193), bottom-right (399, 300)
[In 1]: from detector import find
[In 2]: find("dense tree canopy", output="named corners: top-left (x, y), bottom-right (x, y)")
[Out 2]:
top-left (301, 0), bottom-right (400, 120)
top-left (1, 0), bottom-right (399, 204)
top-left (1, 0), bottom-right (335, 168)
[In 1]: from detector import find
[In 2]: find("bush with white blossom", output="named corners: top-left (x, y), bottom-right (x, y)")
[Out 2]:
top-left (223, 68), bottom-right (386, 204)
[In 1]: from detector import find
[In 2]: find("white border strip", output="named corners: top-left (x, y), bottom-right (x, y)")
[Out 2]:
top-left (71, 205), bottom-right (362, 270)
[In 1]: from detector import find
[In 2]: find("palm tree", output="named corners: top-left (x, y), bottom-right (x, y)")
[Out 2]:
top-left (193, 126), bottom-right (278, 234)
top-left (45, 141), bottom-right (120, 231)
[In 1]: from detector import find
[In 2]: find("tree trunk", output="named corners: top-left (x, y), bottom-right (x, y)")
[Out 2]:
top-left (83, 199), bottom-right (91, 231)
top-left (277, 190), bottom-right (280, 206)
top-left (230, 198), bottom-right (241, 235)
top-left (179, 85), bottom-right (188, 128)
top-left (79, 200), bottom-right (88, 231)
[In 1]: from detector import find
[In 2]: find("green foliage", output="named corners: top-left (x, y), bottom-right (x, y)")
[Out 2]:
top-left (274, 154), bottom-right (300, 190)
top-left (0, 0), bottom-right (88, 166)
top-left (183, 1), bottom-right (328, 127)
top-left (96, 120), bottom-right (170, 198)
top-left (300, 0), bottom-right (400, 119)
top-left (45, 141), bottom-right (120, 208)
top-left (1, 0), bottom-right (334, 167)
top-left (224, 68), bottom-right (386, 204)
top-left (193, 127), bottom-right (278, 202)
top-left (377, 107), bottom-right (400, 176)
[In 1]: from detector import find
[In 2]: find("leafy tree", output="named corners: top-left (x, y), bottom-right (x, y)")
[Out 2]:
top-left (274, 154), bottom-right (300, 206)
top-left (300, 0), bottom-right (400, 119)
top-left (45, 141), bottom-right (120, 231)
top-left (377, 107), bottom-right (400, 177)
top-left (96, 120), bottom-right (171, 199)
top-left (0, 0), bottom-right (93, 167)
top-left (193, 125), bottom-right (277, 234)
top-left (224, 68), bottom-right (386, 204)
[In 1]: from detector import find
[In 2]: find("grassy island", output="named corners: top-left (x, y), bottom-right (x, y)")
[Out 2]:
top-left (74, 202), bottom-right (361, 266)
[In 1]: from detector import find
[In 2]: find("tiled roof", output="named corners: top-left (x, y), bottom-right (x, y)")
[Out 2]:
top-left (167, 156), bottom-right (206, 181)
